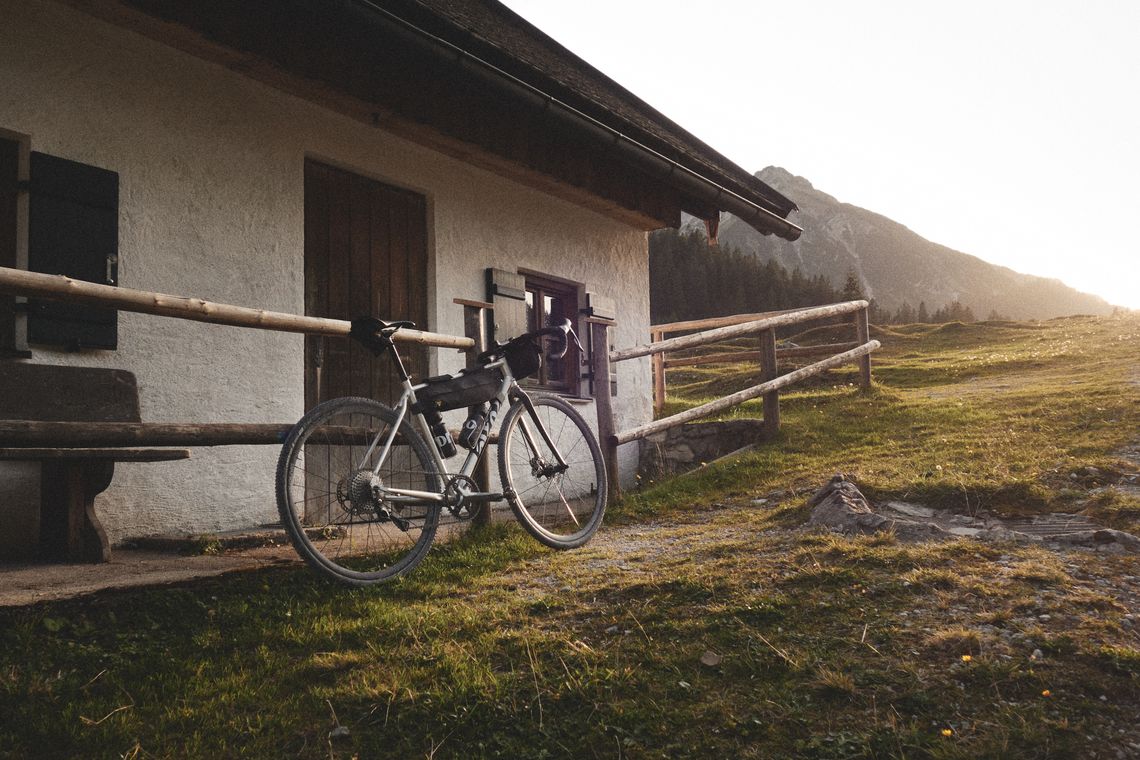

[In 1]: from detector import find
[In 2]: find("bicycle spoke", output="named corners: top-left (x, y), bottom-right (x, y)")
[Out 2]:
top-left (277, 398), bottom-right (442, 585)
top-left (499, 394), bottom-right (606, 549)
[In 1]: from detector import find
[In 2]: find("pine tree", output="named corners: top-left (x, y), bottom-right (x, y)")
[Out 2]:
top-left (840, 269), bottom-right (865, 301)
top-left (647, 228), bottom-right (844, 322)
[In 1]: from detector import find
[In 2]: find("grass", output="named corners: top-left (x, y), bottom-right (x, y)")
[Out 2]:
top-left (1, 314), bottom-right (1138, 758)
top-left (640, 315), bottom-right (1140, 526)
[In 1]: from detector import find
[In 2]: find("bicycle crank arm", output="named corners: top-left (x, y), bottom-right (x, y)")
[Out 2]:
top-left (454, 491), bottom-right (505, 504)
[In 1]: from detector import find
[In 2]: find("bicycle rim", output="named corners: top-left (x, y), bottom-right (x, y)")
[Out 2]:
top-left (499, 394), bottom-right (607, 549)
top-left (276, 397), bottom-right (441, 585)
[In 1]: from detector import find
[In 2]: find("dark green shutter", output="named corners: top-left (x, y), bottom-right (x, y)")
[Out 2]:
top-left (27, 152), bottom-right (119, 350)
top-left (485, 267), bottom-right (527, 342)
top-left (0, 138), bottom-right (19, 353)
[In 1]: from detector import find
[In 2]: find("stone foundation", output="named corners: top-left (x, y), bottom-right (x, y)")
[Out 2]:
top-left (638, 419), bottom-right (766, 478)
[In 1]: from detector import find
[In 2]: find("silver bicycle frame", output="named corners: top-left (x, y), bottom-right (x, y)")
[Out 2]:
top-left (362, 356), bottom-right (543, 506)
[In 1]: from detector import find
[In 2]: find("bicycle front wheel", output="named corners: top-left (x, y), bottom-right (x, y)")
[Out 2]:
top-left (498, 394), bottom-right (607, 549)
top-left (276, 397), bottom-right (442, 586)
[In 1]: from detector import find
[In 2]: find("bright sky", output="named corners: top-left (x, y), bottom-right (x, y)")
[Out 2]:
top-left (501, 0), bottom-right (1140, 309)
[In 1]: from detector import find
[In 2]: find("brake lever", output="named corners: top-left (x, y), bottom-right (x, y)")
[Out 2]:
top-left (568, 326), bottom-right (585, 354)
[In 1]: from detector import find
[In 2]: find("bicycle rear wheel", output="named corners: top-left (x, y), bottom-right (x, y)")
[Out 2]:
top-left (276, 397), bottom-right (442, 585)
top-left (498, 393), bottom-right (607, 549)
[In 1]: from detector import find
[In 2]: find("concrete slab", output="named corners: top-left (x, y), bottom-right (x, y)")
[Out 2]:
top-left (0, 546), bottom-right (298, 608)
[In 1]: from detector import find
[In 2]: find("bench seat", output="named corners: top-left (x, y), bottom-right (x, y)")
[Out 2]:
top-left (0, 447), bottom-right (190, 563)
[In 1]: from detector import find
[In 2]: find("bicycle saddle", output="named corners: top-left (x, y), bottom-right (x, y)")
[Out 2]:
top-left (349, 316), bottom-right (415, 355)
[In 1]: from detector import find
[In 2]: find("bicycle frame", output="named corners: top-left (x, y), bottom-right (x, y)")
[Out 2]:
top-left (359, 354), bottom-right (570, 508)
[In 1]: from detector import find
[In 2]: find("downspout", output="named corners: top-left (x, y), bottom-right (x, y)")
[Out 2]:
top-left (342, 0), bottom-right (802, 241)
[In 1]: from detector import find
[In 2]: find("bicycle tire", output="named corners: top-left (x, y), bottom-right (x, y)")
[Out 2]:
top-left (276, 396), bottom-right (442, 586)
top-left (498, 393), bottom-right (607, 549)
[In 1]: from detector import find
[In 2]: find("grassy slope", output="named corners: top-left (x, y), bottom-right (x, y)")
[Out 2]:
top-left (0, 315), bottom-right (1137, 759)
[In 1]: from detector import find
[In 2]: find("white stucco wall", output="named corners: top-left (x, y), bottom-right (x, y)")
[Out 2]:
top-left (0, 0), bottom-right (651, 550)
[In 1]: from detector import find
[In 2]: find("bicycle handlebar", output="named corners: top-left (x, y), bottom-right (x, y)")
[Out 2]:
top-left (477, 318), bottom-right (584, 365)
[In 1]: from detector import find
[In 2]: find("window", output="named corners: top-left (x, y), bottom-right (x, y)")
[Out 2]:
top-left (523, 273), bottom-right (580, 395)
top-left (485, 267), bottom-right (586, 396)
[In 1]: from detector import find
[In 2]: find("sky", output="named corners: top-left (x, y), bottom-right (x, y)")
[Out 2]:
top-left (501, 0), bottom-right (1140, 309)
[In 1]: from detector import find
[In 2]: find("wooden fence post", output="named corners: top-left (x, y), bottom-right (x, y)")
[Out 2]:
top-left (651, 328), bottom-right (665, 414)
top-left (459, 299), bottom-right (494, 526)
top-left (854, 306), bottom-right (872, 388)
top-left (591, 320), bottom-right (621, 503)
top-left (759, 328), bottom-right (780, 438)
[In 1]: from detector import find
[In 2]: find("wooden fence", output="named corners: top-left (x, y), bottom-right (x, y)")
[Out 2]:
top-left (0, 267), bottom-right (879, 509)
top-left (591, 300), bottom-right (879, 500)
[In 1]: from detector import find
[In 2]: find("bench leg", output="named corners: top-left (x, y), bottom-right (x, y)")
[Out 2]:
top-left (39, 461), bottom-right (113, 563)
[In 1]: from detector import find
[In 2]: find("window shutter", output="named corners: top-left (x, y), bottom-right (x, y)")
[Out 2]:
top-left (0, 138), bottom-right (19, 353)
top-left (584, 290), bottom-right (617, 398)
top-left (27, 152), bottom-right (119, 350)
top-left (485, 267), bottom-right (527, 343)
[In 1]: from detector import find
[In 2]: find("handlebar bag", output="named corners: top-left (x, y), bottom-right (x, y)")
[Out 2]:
top-left (415, 367), bottom-right (502, 412)
top-left (505, 340), bottom-right (542, 380)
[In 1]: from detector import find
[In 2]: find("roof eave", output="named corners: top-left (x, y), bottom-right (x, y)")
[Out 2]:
top-left (344, 0), bottom-right (802, 240)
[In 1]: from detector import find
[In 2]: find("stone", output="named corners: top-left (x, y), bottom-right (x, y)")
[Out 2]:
top-left (665, 444), bottom-right (695, 463)
top-left (885, 501), bottom-right (935, 518)
top-left (329, 726), bottom-right (351, 741)
top-left (700, 651), bottom-right (723, 667)
top-left (806, 475), bottom-right (891, 534)
top-left (949, 527), bottom-right (981, 537)
top-left (1053, 529), bottom-right (1140, 553)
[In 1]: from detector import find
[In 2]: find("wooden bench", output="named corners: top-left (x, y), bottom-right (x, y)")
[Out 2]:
top-left (0, 364), bottom-right (196, 562)
top-left (0, 447), bottom-right (189, 562)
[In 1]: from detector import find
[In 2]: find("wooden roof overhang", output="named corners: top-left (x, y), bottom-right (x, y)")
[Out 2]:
top-left (64, 0), bottom-right (801, 239)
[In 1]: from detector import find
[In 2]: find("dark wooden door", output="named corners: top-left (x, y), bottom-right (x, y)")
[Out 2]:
top-left (304, 160), bottom-right (428, 409)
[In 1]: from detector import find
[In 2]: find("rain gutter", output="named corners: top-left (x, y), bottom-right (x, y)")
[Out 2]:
top-left (341, 0), bottom-right (803, 240)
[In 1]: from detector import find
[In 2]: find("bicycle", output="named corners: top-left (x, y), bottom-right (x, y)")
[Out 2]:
top-left (275, 316), bottom-right (608, 586)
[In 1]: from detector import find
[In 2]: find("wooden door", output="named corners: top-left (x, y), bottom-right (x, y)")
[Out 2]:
top-left (304, 160), bottom-right (428, 409)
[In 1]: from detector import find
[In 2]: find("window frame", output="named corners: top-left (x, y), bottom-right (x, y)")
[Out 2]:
top-left (520, 270), bottom-right (583, 397)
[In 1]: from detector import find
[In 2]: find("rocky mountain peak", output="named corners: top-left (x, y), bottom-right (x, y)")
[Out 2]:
top-left (757, 165), bottom-right (808, 190)
top-left (717, 170), bottom-right (1112, 320)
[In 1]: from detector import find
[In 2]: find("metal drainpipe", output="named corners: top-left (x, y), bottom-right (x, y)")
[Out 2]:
top-left (341, 0), bottom-right (803, 241)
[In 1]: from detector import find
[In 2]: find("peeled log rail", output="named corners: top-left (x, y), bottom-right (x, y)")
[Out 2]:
top-left (614, 340), bottom-right (880, 445)
top-left (663, 342), bottom-right (861, 369)
top-left (649, 307), bottom-right (808, 334)
top-left (0, 267), bottom-right (474, 350)
top-left (0, 422), bottom-right (295, 447)
top-left (0, 421), bottom-right (497, 447)
top-left (612, 300), bottom-right (868, 363)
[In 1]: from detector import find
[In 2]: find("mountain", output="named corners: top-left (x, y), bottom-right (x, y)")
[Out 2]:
top-left (716, 167), bottom-right (1113, 320)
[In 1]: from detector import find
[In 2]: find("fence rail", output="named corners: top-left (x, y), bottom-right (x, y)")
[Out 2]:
top-left (0, 267), bottom-right (474, 350)
top-left (590, 300), bottom-right (879, 500)
top-left (616, 340), bottom-right (877, 444)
